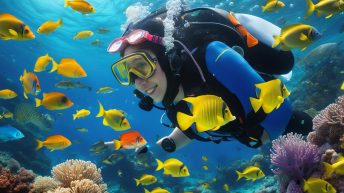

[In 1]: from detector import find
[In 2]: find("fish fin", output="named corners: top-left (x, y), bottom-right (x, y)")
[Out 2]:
top-left (325, 14), bottom-right (333, 19)
top-left (250, 97), bottom-right (262, 113)
top-left (35, 139), bottom-right (44, 150)
top-left (113, 140), bottom-right (121, 150)
top-left (102, 119), bottom-right (109, 126)
top-left (323, 162), bottom-right (334, 178)
top-left (96, 101), bottom-right (105, 117)
top-left (236, 170), bottom-right (243, 181)
top-left (299, 33), bottom-right (308, 41)
top-left (19, 75), bottom-right (23, 82)
top-left (272, 35), bottom-right (281, 48)
top-left (144, 189), bottom-right (150, 193)
top-left (49, 59), bottom-right (58, 73)
top-left (261, 5), bottom-right (266, 12)
top-left (57, 18), bottom-right (63, 26)
top-left (195, 123), bottom-right (211, 133)
top-left (155, 159), bottom-right (164, 171)
top-left (305, 0), bottom-right (315, 18)
top-left (217, 115), bottom-right (224, 123)
top-left (134, 178), bottom-right (140, 186)
top-left (211, 125), bottom-right (221, 131)
top-left (8, 29), bottom-right (18, 37)
top-left (277, 96), bottom-right (284, 103)
top-left (176, 112), bottom-right (194, 131)
top-left (23, 92), bottom-right (28, 99)
top-left (64, 0), bottom-right (69, 7)
top-left (35, 98), bottom-right (41, 107)
top-left (73, 113), bottom-right (77, 120)
top-left (262, 105), bottom-right (274, 114)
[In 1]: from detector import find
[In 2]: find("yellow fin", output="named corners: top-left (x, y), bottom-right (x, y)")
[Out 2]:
top-left (305, 0), bottom-right (315, 18)
top-left (134, 178), bottom-right (140, 186)
top-left (176, 112), bottom-right (194, 131)
top-left (113, 139), bottom-right (121, 150)
top-left (35, 98), bottom-right (41, 107)
top-left (35, 139), bottom-right (44, 150)
top-left (236, 170), bottom-right (243, 181)
top-left (272, 35), bottom-right (281, 48)
top-left (196, 123), bottom-right (211, 133)
top-left (299, 33), bottom-right (308, 41)
top-left (211, 125), bottom-right (221, 131)
top-left (325, 14), bottom-right (333, 19)
top-left (49, 58), bottom-right (59, 73)
top-left (23, 92), bottom-right (28, 99)
top-left (250, 97), bottom-right (262, 112)
top-left (96, 101), bottom-right (105, 117)
top-left (155, 159), bottom-right (164, 171)
top-left (103, 119), bottom-right (109, 126)
top-left (323, 162), bottom-right (334, 178)
top-left (8, 29), bottom-right (18, 36)
top-left (262, 105), bottom-right (274, 114)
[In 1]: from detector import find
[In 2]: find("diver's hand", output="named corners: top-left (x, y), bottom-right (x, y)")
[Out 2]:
top-left (156, 127), bottom-right (192, 152)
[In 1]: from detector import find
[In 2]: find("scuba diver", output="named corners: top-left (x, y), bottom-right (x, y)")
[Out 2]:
top-left (107, 7), bottom-right (313, 153)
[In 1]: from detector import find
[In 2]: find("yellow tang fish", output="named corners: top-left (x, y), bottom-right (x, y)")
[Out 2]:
top-left (0, 89), bottom-right (17, 99)
top-left (223, 183), bottom-right (230, 192)
top-left (35, 135), bottom-right (72, 151)
top-left (34, 54), bottom-right (57, 72)
top-left (236, 166), bottom-right (265, 181)
top-left (144, 187), bottom-right (170, 193)
top-left (35, 92), bottom-right (74, 110)
top-left (262, 0), bottom-right (285, 13)
top-left (96, 101), bottom-right (131, 131)
top-left (20, 69), bottom-right (41, 99)
top-left (96, 87), bottom-right (114, 94)
top-left (73, 30), bottom-right (93, 40)
top-left (50, 58), bottom-right (87, 78)
top-left (250, 79), bottom-right (290, 114)
top-left (323, 155), bottom-right (344, 178)
top-left (134, 174), bottom-right (157, 186)
top-left (305, 0), bottom-right (344, 19)
top-left (0, 13), bottom-right (35, 40)
top-left (303, 177), bottom-right (336, 193)
top-left (156, 158), bottom-right (190, 177)
top-left (37, 19), bottom-right (63, 34)
top-left (73, 109), bottom-right (90, 120)
top-left (176, 95), bottom-right (236, 132)
top-left (64, 0), bottom-right (96, 14)
top-left (272, 24), bottom-right (322, 51)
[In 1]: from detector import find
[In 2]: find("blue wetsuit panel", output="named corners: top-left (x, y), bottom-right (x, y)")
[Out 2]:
top-left (205, 41), bottom-right (292, 140)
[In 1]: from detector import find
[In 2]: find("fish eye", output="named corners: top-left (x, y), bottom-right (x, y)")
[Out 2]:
top-left (24, 29), bottom-right (29, 34)
top-left (61, 96), bottom-right (68, 103)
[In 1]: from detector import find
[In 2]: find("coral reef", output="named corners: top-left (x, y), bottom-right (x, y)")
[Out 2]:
top-left (0, 151), bottom-right (21, 173)
top-left (0, 166), bottom-right (36, 193)
top-left (70, 179), bottom-right (103, 193)
top-left (30, 176), bottom-right (60, 193)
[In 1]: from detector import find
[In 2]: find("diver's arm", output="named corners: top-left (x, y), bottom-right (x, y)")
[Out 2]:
top-left (156, 127), bottom-right (192, 152)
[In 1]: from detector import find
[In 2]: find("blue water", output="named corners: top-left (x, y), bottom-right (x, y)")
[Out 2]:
top-left (0, 0), bottom-right (343, 192)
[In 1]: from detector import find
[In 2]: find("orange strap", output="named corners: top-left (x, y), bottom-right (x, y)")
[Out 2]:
top-left (228, 12), bottom-right (258, 48)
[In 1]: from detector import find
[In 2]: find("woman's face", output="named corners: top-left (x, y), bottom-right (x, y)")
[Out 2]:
top-left (123, 46), bottom-right (167, 103)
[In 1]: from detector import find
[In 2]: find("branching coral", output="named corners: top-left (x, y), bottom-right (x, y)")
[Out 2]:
top-left (70, 179), bottom-right (103, 193)
top-left (31, 176), bottom-right (61, 193)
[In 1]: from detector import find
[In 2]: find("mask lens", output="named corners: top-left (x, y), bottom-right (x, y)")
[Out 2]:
top-left (127, 54), bottom-right (153, 78)
top-left (112, 60), bottom-right (130, 85)
top-left (107, 39), bottom-right (124, 53)
top-left (127, 30), bottom-right (145, 44)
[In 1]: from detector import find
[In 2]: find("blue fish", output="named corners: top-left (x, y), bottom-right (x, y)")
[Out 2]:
top-left (0, 125), bottom-right (24, 142)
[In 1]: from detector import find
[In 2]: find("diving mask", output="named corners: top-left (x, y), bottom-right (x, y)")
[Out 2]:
top-left (111, 52), bottom-right (157, 86)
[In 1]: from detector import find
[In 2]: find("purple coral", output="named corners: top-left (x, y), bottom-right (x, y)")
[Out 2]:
top-left (270, 133), bottom-right (320, 181)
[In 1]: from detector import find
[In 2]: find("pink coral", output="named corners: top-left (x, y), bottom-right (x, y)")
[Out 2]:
top-left (0, 166), bottom-right (35, 193)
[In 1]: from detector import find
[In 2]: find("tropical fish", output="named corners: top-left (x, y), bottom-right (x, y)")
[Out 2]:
top-left (0, 125), bottom-right (24, 142)
top-left (91, 39), bottom-right (102, 46)
top-left (96, 28), bottom-right (110, 34)
top-left (202, 165), bottom-right (209, 171)
top-left (35, 135), bottom-right (72, 151)
top-left (223, 184), bottom-right (230, 192)
top-left (144, 187), bottom-right (170, 193)
top-left (73, 30), bottom-right (93, 40)
top-left (96, 101), bottom-right (131, 131)
top-left (0, 89), bottom-right (17, 99)
top-left (0, 111), bottom-right (13, 119)
top-left (134, 174), bottom-right (157, 186)
top-left (201, 156), bottom-right (208, 162)
top-left (176, 95), bottom-right (236, 132)
top-left (113, 130), bottom-right (147, 150)
top-left (323, 155), bottom-right (344, 178)
top-left (54, 80), bottom-right (91, 91)
top-left (90, 141), bottom-right (109, 154)
top-left (272, 24), bottom-right (322, 51)
top-left (0, 13), bottom-right (35, 40)
top-left (303, 177), bottom-right (336, 193)
top-left (341, 82), bottom-right (344, 90)
top-left (236, 166), bottom-right (265, 181)
top-left (102, 153), bottom-right (124, 165)
top-left (35, 92), bottom-right (74, 110)
top-left (75, 128), bottom-right (88, 132)
top-left (64, 0), bottom-right (96, 14)
top-left (96, 87), bottom-right (114, 94)
top-left (73, 109), bottom-right (90, 120)
top-left (50, 58), bottom-right (87, 78)
top-left (37, 19), bottom-right (63, 34)
top-left (34, 54), bottom-right (57, 72)
top-left (250, 79), bottom-right (290, 114)
top-left (305, 0), bottom-right (344, 19)
top-left (156, 158), bottom-right (190, 177)
top-left (262, 0), bottom-right (285, 13)
top-left (19, 69), bottom-right (41, 99)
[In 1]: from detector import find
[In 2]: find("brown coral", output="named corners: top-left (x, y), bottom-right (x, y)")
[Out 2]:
top-left (0, 166), bottom-right (35, 193)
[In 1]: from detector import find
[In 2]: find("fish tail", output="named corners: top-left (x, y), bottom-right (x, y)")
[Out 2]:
top-left (134, 178), bottom-right (140, 186)
top-left (23, 92), bottom-right (28, 100)
top-left (144, 189), bottom-right (150, 193)
top-left (235, 170), bottom-right (243, 181)
top-left (305, 0), bottom-right (315, 18)
top-left (323, 162), bottom-right (334, 178)
top-left (113, 140), bottom-right (121, 150)
top-left (272, 35), bottom-right (281, 48)
top-left (261, 5), bottom-right (266, 12)
top-left (64, 0), bottom-right (69, 7)
top-left (73, 113), bottom-right (77, 120)
top-left (96, 101), bottom-right (105, 117)
top-left (35, 139), bottom-right (44, 150)
top-left (58, 18), bottom-right (63, 26)
top-left (155, 159), bottom-right (164, 171)
top-left (35, 98), bottom-right (42, 107)
top-left (176, 112), bottom-right (194, 131)
top-left (249, 97), bottom-right (262, 113)
top-left (49, 59), bottom-right (58, 73)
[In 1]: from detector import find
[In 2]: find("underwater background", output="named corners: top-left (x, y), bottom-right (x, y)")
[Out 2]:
top-left (0, 0), bottom-right (343, 192)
